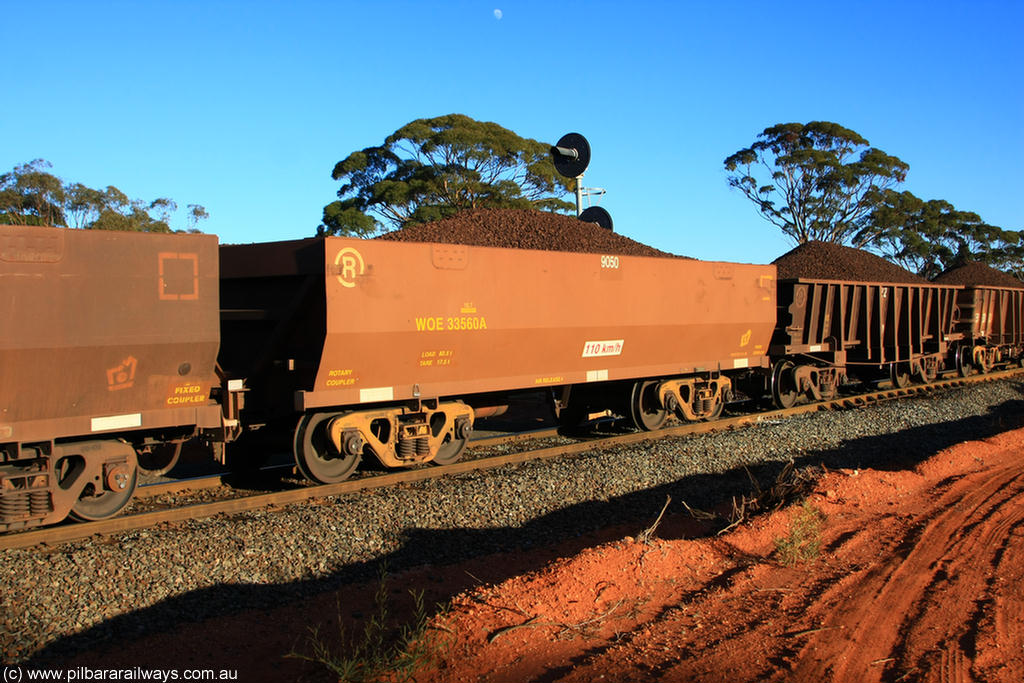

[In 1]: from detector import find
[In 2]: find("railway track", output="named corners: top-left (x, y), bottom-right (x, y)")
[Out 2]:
top-left (3, 368), bottom-right (1021, 551)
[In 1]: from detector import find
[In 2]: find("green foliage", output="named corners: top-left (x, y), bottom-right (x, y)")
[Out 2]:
top-left (858, 189), bottom-right (1024, 278)
top-left (774, 500), bottom-right (825, 565)
top-left (0, 159), bottom-right (207, 232)
top-left (724, 122), bottom-right (909, 246)
top-left (320, 113), bottom-right (575, 236)
top-left (0, 160), bottom-right (67, 226)
top-left (287, 567), bottom-right (450, 682)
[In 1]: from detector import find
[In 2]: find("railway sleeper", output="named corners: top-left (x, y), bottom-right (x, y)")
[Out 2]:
top-left (0, 439), bottom-right (138, 531)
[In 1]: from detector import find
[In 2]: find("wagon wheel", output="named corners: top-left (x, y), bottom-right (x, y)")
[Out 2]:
top-left (293, 412), bottom-right (361, 484)
top-left (628, 380), bottom-right (668, 431)
top-left (68, 455), bottom-right (139, 522)
top-left (771, 360), bottom-right (799, 409)
top-left (136, 440), bottom-right (183, 476)
top-left (433, 416), bottom-right (473, 466)
top-left (956, 346), bottom-right (974, 377)
top-left (890, 362), bottom-right (912, 388)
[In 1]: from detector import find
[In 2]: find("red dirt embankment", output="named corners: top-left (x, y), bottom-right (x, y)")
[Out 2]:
top-left (60, 427), bottom-right (1024, 682)
top-left (423, 429), bottom-right (1024, 683)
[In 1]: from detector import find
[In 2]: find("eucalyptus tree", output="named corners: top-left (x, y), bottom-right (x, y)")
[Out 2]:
top-left (320, 114), bottom-right (574, 237)
top-left (723, 121), bottom-right (909, 246)
top-left (859, 189), bottom-right (1023, 279)
top-left (0, 159), bottom-right (206, 232)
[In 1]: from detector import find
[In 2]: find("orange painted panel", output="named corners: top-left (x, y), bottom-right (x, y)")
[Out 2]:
top-left (298, 238), bottom-right (776, 410)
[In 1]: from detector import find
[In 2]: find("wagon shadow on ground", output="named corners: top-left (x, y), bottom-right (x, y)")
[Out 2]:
top-left (23, 391), bottom-right (1024, 678)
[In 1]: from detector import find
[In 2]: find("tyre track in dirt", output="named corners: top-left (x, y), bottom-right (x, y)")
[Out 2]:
top-left (419, 429), bottom-right (1024, 683)
top-left (790, 460), bottom-right (1024, 682)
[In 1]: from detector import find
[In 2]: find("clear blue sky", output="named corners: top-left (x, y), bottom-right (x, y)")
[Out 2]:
top-left (4, 0), bottom-right (1022, 263)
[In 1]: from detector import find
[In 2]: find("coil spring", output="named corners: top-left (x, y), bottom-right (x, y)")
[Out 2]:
top-left (699, 397), bottom-right (714, 414)
top-left (0, 492), bottom-right (31, 521)
top-left (30, 490), bottom-right (52, 516)
top-left (398, 436), bottom-right (430, 459)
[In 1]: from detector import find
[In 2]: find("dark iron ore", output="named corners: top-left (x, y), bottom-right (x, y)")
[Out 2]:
top-left (773, 241), bottom-right (926, 284)
top-left (376, 208), bottom-right (679, 258)
top-left (932, 261), bottom-right (1024, 288)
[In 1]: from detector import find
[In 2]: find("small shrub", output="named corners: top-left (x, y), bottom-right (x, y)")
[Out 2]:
top-left (287, 567), bottom-right (450, 682)
top-left (774, 500), bottom-right (825, 565)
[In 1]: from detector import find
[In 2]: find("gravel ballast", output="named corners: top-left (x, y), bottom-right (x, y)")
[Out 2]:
top-left (3, 378), bottom-right (1023, 663)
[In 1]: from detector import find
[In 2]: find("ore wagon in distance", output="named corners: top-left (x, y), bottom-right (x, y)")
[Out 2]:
top-left (768, 242), bottom-right (963, 406)
top-left (934, 262), bottom-right (1024, 374)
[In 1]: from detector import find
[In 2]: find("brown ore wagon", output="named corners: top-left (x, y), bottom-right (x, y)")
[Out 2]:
top-left (218, 237), bottom-right (777, 483)
top-left (770, 278), bottom-right (962, 406)
top-left (0, 225), bottom-right (222, 530)
top-left (952, 285), bottom-right (1024, 373)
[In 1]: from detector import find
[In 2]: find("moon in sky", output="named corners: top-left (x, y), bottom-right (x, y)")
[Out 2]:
top-left (494, 9), bottom-right (503, 20)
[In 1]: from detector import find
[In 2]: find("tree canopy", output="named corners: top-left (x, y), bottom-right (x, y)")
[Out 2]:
top-left (723, 121), bottom-right (909, 247)
top-left (320, 114), bottom-right (575, 237)
top-left (724, 121), bottom-right (1023, 279)
top-left (0, 159), bottom-right (207, 232)
top-left (859, 189), bottom-right (1024, 279)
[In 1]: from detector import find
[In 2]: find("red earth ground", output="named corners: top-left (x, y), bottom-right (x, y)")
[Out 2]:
top-left (64, 426), bottom-right (1024, 682)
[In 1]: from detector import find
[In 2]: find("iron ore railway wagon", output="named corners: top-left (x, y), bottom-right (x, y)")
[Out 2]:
top-left (219, 236), bottom-right (777, 481)
top-left (769, 277), bottom-right (961, 407)
top-left (0, 226), bottom-right (225, 529)
top-left (934, 262), bottom-right (1024, 374)
top-left (1, 221), bottom-right (1020, 532)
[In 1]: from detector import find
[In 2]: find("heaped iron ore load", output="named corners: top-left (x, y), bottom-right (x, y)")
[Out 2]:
top-left (933, 261), bottom-right (1024, 288)
top-left (773, 241), bottom-right (926, 284)
top-left (376, 208), bottom-right (678, 257)
top-left (934, 262), bottom-right (1024, 372)
top-left (768, 241), bottom-right (960, 404)
top-left (0, 225), bottom-right (223, 530)
top-left (219, 229), bottom-right (776, 483)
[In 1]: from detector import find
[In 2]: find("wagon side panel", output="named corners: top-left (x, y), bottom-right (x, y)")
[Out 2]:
top-left (0, 226), bottom-right (221, 443)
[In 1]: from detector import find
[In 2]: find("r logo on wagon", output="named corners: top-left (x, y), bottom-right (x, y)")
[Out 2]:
top-left (334, 247), bottom-right (365, 288)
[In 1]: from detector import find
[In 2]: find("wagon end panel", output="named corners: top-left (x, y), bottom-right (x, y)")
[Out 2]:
top-left (0, 225), bottom-right (221, 443)
top-left (218, 238), bottom-right (328, 421)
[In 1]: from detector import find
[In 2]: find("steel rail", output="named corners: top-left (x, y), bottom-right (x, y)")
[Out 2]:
top-left (131, 429), bottom-right (563, 500)
top-left (3, 368), bottom-right (1021, 551)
